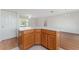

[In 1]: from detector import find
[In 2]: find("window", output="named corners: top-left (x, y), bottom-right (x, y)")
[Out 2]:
top-left (19, 16), bottom-right (29, 27)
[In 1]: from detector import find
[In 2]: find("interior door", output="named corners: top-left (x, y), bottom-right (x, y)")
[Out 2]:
top-left (1, 10), bottom-right (17, 40)
top-left (0, 10), bottom-right (2, 40)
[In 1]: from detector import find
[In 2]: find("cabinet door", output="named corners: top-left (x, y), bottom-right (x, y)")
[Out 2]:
top-left (48, 35), bottom-right (56, 50)
top-left (18, 32), bottom-right (24, 49)
top-left (23, 32), bottom-right (34, 49)
top-left (29, 33), bottom-right (34, 45)
top-left (41, 32), bottom-right (48, 48)
top-left (34, 30), bottom-right (41, 44)
top-left (22, 34), bottom-right (29, 49)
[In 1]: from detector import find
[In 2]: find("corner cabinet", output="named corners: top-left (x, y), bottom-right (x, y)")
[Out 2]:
top-left (18, 29), bottom-right (60, 50)
top-left (18, 30), bottom-right (34, 50)
top-left (41, 29), bottom-right (60, 50)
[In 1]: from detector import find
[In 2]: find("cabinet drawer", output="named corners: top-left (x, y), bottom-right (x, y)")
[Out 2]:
top-left (42, 29), bottom-right (47, 33)
top-left (24, 36), bottom-right (34, 43)
top-left (34, 29), bottom-right (41, 34)
top-left (42, 29), bottom-right (56, 36)
top-left (23, 30), bottom-right (34, 34)
top-left (47, 30), bottom-right (56, 35)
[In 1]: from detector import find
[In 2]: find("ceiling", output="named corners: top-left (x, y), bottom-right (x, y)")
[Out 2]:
top-left (4, 9), bottom-right (79, 18)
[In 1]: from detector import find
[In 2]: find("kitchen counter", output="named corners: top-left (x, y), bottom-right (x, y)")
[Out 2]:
top-left (19, 27), bottom-right (33, 31)
top-left (19, 27), bottom-right (79, 35)
top-left (42, 27), bottom-right (59, 31)
top-left (19, 27), bottom-right (60, 32)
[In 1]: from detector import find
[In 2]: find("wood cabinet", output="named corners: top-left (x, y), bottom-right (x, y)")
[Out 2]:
top-left (18, 31), bottom-right (23, 49)
top-left (41, 29), bottom-right (59, 50)
top-left (41, 30), bottom-right (48, 48)
top-left (48, 35), bottom-right (56, 49)
top-left (18, 30), bottom-right (34, 50)
top-left (34, 29), bottom-right (41, 44)
top-left (18, 29), bottom-right (60, 50)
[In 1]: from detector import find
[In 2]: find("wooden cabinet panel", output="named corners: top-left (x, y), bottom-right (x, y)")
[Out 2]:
top-left (23, 30), bottom-right (34, 34)
top-left (18, 30), bottom-right (34, 50)
top-left (24, 33), bottom-right (34, 44)
top-left (30, 33), bottom-right (34, 44)
top-left (24, 33), bottom-right (34, 49)
top-left (47, 30), bottom-right (56, 35)
top-left (41, 29), bottom-right (59, 50)
top-left (18, 31), bottom-right (24, 49)
top-left (48, 35), bottom-right (56, 50)
top-left (18, 29), bottom-right (60, 50)
top-left (41, 32), bottom-right (48, 48)
top-left (34, 29), bottom-right (41, 44)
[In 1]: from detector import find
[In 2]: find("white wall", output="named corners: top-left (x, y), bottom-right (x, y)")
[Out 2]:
top-left (28, 18), bottom-right (36, 28)
top-left (0, 10), bottom-right (36, 41)
top-left (31, 18), bottom-right (40, 28)
top-left (32, 18), bottom-right (46, 28)
top-left (0, 10), bottom-right (79, 41)
top-left (47, 11), bottom-right (79, 34)
top-left (36, 11), bottom-right (79, 34)
top-left (0, 10), bottom-right (17, 41)
top-left (0, 10), bottom-right (2, 40)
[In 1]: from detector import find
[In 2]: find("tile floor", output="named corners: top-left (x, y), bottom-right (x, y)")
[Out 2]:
top-left (28, 45), bottom-right (47, 50)
top-left (12, 45), bottom-right (64, 50)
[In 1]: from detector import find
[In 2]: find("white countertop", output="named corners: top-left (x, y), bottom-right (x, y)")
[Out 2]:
top-left (18, 27), bottom-right (79, 34)
top-left (42, 27), bottom-right (59, 31)
top-left (19, 27), bottom-right (33, 31)
top-left (19, 27), bottom-right (59, 31)
top-left (19, 27), bottom-right (42, 31)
